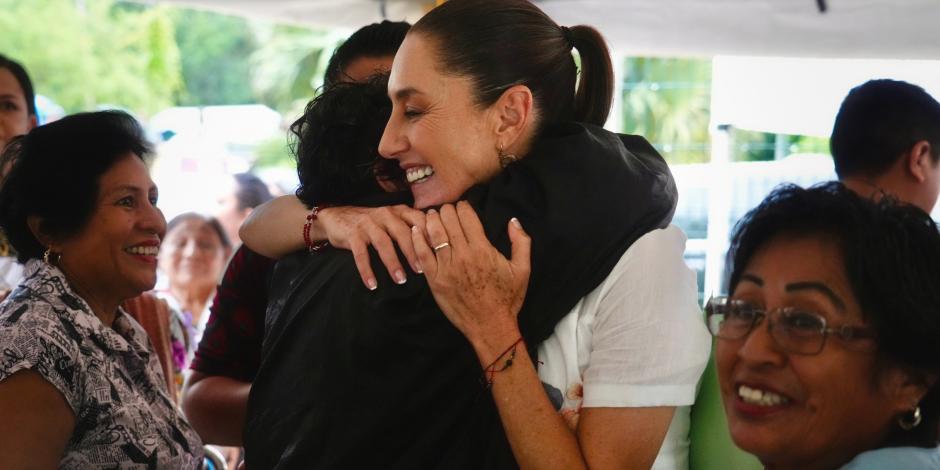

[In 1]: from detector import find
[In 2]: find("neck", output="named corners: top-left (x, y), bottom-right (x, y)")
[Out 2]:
top-left (842, 176), bottom-right (889, 201)
top-left (169, 283), bottom-right (214, 319)
top-left (60, 272), bottom-right (120, 327)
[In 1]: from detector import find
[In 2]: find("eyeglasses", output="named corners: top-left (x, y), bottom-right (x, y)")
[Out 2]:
top-left (705, 296), bottom-right (877, 355)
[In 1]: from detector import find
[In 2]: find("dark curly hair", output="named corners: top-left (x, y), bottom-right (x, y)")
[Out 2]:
top-left (322, 20), bottom-right (410, 88)
top-left (728, 182), bottom-right (940, 447)
top-left (0, 111), bottom-right (151, 262)
top-left (291, 75), bottom-right (402, 207)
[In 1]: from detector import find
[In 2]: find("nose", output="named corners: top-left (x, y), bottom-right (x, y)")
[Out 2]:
top-left (139, 198), bottom-right (167, 240)
top-left (736, 317), bottom-right (787, 368)
top-left (378, 112), bottom-right (407, 160)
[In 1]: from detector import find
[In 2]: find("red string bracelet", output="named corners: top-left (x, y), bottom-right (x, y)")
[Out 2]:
top-left (481, 337), bottom-right (524, 389)
top-left (303, 205), bottom-right (331, 253)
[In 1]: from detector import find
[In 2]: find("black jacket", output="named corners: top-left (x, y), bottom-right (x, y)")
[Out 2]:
top-left (244, 122), bottom-right (678, 469)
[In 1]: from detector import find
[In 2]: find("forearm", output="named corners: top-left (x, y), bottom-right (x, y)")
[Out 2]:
top-left (474, 330), bottom-right (588, 470)
top-left (181, 372), bottom-right (251, 446)
top-left (239, 195), bottom-right (316, 258)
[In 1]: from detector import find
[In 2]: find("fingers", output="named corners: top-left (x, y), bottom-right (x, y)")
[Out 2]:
top-left (438, 204), bottom-right (468, 250)
top-left (391, 206), bottom-right (426, 273)
top-left (365, 224), bottom-right (408, 286)
top-left (349, 239), bottom-right (378, 291)
top-left (383, 215), bottom-right (420, 276)
top-left (412, 224), bottom-right (437, 279)
top-left (455, 201), bottom-right (487, 246)
top-left (508, 217), bottom-right (532, 278)
top-left (425, 209), bottom-right (452, 264)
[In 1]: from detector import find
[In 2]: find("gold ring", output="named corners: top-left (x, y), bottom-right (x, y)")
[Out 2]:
top-left (433, 242), bottom-right (451, 252)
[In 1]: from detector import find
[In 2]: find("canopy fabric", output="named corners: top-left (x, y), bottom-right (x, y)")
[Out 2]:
top-left (150, 0), bottom-right (940, 59)
top-left (710, 56), bottom-right (940, 137)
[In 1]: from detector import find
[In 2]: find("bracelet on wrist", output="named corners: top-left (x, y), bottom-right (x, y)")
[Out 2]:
top-left (481, 336), bottom-right (524, 389)
top-left (303, 205), bottom-right (331, 253)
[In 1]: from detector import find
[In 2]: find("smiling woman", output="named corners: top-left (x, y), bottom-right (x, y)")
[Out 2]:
top-left (712, 182), bottom-right (940, 470)
top-left (0, 111), bottom-right (203, 468)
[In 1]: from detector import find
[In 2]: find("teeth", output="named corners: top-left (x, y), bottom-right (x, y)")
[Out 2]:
top-left (126, 246), bottom-right (159, 256)
top-left (738, 385), bottom-right (789, 406)
top-left (405, 166), bottom-right (434, 183)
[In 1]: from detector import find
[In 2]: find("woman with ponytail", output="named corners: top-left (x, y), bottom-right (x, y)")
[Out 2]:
top-left (242, 1), bottom-right (709, 468)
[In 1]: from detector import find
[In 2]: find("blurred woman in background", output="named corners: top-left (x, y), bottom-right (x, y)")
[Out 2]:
top-left (158, 212), bottom-right (231, 387)
top-left (0, 54), bottom-right (38, 294)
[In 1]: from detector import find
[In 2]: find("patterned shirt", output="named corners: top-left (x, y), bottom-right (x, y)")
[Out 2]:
top-left (0, 260), bottom-right (204, 469)
top-left (190, 245), bottom-right (273, 382)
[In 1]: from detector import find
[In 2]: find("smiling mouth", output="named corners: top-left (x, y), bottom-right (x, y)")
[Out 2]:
top-left (125, 246), bottom-right (159, 257)
top-left (738, 384), bottom-right (791, 407)
top-left (405, 165), bottom-right (434, 184)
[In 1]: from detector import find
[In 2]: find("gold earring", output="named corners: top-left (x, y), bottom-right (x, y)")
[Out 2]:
top-left (497, 144), bottom-right (518, 169)
top-left (43, 247), bottom-right (60, 266)
top-left (899, 405), bottom-right (922, 430)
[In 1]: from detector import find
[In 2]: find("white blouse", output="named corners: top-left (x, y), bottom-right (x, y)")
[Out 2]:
top-left (537, 224), bottom-right (711, 470)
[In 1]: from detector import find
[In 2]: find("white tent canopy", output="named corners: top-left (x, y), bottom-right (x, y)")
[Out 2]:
top-left (148, 0), bottom-right (940, 59)
top-left (711, 57), bottom-right (940, 137)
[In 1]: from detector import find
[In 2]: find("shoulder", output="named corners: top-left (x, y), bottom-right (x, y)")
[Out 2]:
top-left (842, 446), bottom-right (940, 470)
top-left (0, 291), bottom-right (83, 414)
top-left (595, 225), bottom-right (694, 304)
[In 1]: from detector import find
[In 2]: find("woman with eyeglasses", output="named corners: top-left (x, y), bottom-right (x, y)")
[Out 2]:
top-left (707, 182), bottom-right (940, 469)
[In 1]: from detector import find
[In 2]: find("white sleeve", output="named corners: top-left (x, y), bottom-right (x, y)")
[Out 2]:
top-left (581, 225), bottom-right (711, 408)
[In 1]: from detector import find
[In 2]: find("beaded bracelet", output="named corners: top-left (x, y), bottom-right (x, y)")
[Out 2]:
top-left (481, 337), bottom-right (524, 389)
top-left (303, 205), bottom-right (331, 253)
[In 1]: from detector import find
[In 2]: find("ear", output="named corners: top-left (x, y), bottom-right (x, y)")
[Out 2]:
top-left (27, 114), bottom-right (37, 131)
top-left (491, 84), bottom-right (535, 153)
top-left (907, 140), bottom-right (934, 183)
top-left (883, 365), bottom-right (936, 415)
top-left (26, 215), bottom-right (53, 249)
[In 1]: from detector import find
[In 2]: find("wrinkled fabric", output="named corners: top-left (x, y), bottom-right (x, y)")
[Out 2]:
top-left (245, 122), bottom-right (677, 469)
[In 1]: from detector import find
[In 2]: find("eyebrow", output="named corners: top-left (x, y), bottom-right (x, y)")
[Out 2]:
top-left (104, 184), bottom-right (156, 196)
top-left (393, 87), bottom-right (423, 100)
top-left (786, 281), bottom-right (846, 312)
top-left (739, 273), bottom-right (763, 286)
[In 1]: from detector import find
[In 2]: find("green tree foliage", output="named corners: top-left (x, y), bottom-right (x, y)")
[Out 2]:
top-left (172, 9), bottom-right (256, 105)
top-left (622, 57), bottom-right (712, 164)
top-left (0, 0), bottom-right (182, 114)
top-left (249, 24), bottom-right (343, 116)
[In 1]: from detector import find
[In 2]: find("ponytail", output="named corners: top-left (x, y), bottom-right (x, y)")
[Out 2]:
top-left (567, 25), bottom-right (614, 126)
top-left (413, 0), bottom-right (615, 130)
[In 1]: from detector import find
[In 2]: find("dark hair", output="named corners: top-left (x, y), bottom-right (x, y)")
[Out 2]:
top-left (291, 76), bottom-right (399, 207)
top-left (831, 79), bottom-right (940, 179)
top-left (0, 111), bottom-right (151, 262)
top-left (166, 212), bottom-right (231, 252)
top-left (411, 0), bottom-right (613, 128)
top-left (728, 182), bottom-right (940, 447)
top-left (232, 172), bottom-right (272, 211)
top-left (323, 20), bottom-right (411, 88)
top-left (0, 54), bottom-right (36, 117)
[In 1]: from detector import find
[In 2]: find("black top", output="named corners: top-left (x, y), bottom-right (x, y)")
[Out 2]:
top-left (244, 122), bottom-right (678, 469)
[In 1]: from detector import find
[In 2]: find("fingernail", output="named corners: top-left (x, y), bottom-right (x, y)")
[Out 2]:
top-left (395, 270), bottom-right (407, 284)
top-left (511, 217), bottom-right (522, 228)
top-left (428, 208), bottom-right (437, 215)
top-left (367, 278), bottom-right (378, 290)
top-left (414, 262), bottom-right (423, 274)
top-left (412, 225), bottom-right (418, 232)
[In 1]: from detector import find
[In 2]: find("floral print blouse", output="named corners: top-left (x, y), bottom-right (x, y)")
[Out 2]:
top-left (0, 260), bottom-right (203, 468)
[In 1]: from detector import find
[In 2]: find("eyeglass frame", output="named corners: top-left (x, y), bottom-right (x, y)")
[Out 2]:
top-left (705, 296), bottom-right (878, 355)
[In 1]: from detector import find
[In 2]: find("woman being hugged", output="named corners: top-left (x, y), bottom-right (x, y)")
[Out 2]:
top-left (243, 1), bottom-right (708, 468)
top-left (0, 111), bottom-right (203, 468)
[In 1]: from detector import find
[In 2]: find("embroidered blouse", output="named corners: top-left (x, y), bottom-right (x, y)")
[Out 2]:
top-left (0, 260), bottom-right (204, 469)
